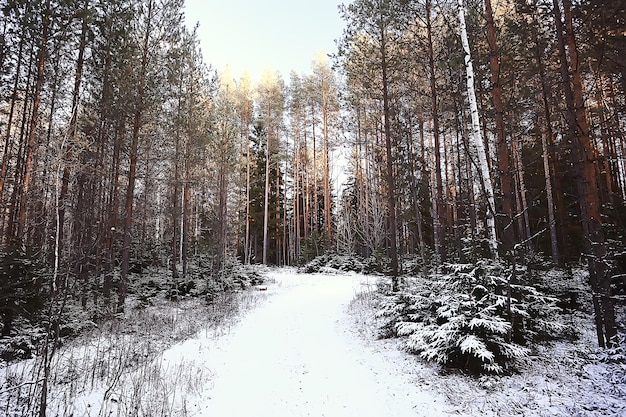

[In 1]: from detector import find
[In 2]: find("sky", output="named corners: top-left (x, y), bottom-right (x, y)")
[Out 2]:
top-left (184, 0), bottom-right (348, 83)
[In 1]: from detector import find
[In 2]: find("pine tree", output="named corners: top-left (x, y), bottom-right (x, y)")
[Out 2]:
top-left (338, 0), bottom-right (411, 289)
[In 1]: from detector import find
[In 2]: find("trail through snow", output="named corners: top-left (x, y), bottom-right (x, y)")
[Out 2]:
top-left (163, 270), bottom-right (455, 416)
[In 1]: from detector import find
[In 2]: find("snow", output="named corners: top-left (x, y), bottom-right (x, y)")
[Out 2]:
top-left (152, 270), bottom-right (456, 416)
top-left (1, 267), bottom-right (624, 416)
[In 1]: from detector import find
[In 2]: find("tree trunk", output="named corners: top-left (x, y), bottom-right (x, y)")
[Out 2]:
top-left (245, 111), bottom-right (251, 263)
top-left (183, 155), bottom-right (191, 279)
top-left (293, 117), bottom-right (301, 262)
top-left (512, 137), bottom-right (531, 246)
top-left (104, 120), bottom-right (122, 299)
top-left (172, 97), bottom-right (181, 281)
top-left (17, 0), bottom-right (51, 241)
top-left (311, 103), bottom-right (318, 235)
top-left (0, 2), bottom-right (29, 209)
top-left (541, 125), bottom-right (560, 265)
top-left (262, 107), bottom-right (271, 265)
top-left (484, 0), bottom-right (515, 255)
top-left (409, 114), bottom-right (426, 269)
top-left (380, 27), bottom-right (399, 291)
top-left (458, 0), bottom-right (498, 259)
top-left (532, 17), bottom-right (560, 265)
top-left (59, 0), bottom-right (89, 258)
top-left (119, 0), bottom-right (154, 313)
top-left (554, 0), bottom-right (616, 347)
top-left (323, 95), bottom-right (332, 244)
top-left (426, 0), bottom-right (445, 264)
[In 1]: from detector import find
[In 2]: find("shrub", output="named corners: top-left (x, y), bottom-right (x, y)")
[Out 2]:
top-left (363, 250), bottom-right (391, 275)
top-left (0, 248), bottom-right (47, 337)
top-left (382, 259), bottom-right (565, 374)
top-left (598, 334), bottom-right (626, 364)
top-left (300, 253), bottom-right (366, 274)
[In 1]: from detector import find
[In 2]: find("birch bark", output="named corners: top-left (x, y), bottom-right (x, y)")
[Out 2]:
top-left (458, 0), bottom-right (498, 258)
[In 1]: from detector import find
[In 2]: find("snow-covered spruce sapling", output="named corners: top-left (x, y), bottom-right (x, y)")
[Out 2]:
top-left (300, 253), bottom-right (367, 274)
top-left (376, 288), bottom-right (434, 339)
top-left (387, 260), bottom-right (565, 374)
top-left (0, 248), bottom-right (46, 342)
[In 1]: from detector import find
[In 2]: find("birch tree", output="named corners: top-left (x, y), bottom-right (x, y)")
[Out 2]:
top-left (457, 0), bottom-right (498, 259)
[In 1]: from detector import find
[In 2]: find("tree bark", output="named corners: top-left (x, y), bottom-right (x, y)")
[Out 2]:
top-left (59, 0), bottom-right (89, 258)
top-left (17, 0), bottom-right (51, 241)
top-left (458, 0), bottom-right (498, 259)
top-left (119, 0), bottom-right (154, 312)
top-left (380, 22), bottom-right (399, 290)
top-left (323, 93), bottom-right (332, 244)
top-left (425, 0), bottom-right (445, 264)
top-left (262, 104), bottom-right (271, 265)
top-left (531, 14), bottom-right (561, 265)
top-left (553, 0), bottom-right (616, 347)
top-left (0, 2), bottom-right (30, 210)
top-left (484, 0), bottom-right (515, 255)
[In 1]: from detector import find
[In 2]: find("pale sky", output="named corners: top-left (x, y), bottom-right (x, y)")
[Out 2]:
top-left (184, 0), bottom-right (347, 82)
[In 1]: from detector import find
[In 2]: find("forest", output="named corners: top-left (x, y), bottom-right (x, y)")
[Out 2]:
top-left (0, 0), bottom-right (625, 384)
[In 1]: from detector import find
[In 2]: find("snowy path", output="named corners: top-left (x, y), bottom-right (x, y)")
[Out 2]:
top-left (166, 271), bottom-right (453, 417)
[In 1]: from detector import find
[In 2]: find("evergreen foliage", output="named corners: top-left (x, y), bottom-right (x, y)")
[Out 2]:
top-left (300, 252), bottom-right (365, 274)
top-left (379, 260), bottom-right (567, 374)
top-left (0, 248), bottom-right (46, 338)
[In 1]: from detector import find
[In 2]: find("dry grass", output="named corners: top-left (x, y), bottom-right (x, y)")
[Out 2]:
top-left (0, 288), bottom-right (267, 417)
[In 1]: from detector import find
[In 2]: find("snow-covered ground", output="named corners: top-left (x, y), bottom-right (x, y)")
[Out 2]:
top-left (2, 268), bottom-right (625, 416)
top-left (167, 269), bottom-right (457, 417)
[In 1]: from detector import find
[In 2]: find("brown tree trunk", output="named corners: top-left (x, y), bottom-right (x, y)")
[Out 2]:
top-left (532, 16), bottom-right (561, 265)
top-left (0, 3), bottom-right (29, 210)
top-left (311, 103), bottom-right (318, 235)
top-left (294, 126), bottom-right (300, 262)
top-left (17, 0), bottom-right (51, 241)
top-left (426, 0), bottom-right (446, 264)
top-left (262, 104), bottom-right (271, 265)
top-left (119, 0), bottom-right (154, 312)
top-left (244, 111), bottom-right (251, 263)
top-left (59, 0), bottom-right (89, 256)
top-left (171, 101), bottom-right (181, 281)
top-left (380, 28), bottom-right (399, 291)
top-left (323, 97), bottom-right (332, 245)
top-left (485, 0), bottom-right (515, 255)
top-left (183, 152), bottom-right (191, 279)
top-left (554, 0), bottom-right (616, 347)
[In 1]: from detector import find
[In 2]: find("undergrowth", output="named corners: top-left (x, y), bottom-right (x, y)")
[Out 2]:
top-left (0, 286), bottom-right (266, 417)
top-left (377, 259), bottom-right (570, 375)
top-left (0, 257), bottom-right (268, 417)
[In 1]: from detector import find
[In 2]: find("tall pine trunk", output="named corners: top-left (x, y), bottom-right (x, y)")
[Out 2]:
top-left (380, 27), bottom-right (399, 291)
top-left (17, 0), bottom-right (51, 241)
top-left (119, 0), bottom-right (154, 312)
top-left (553, 0), bottom-right (616, 347)
top-left (532, 16), bottom-right (560, 265)
top-left (262, 104), bottom-right (271, 265)
top-left (0, 2), bottom-right (30, 210)
top-left (426, 0), bottom-right (445, 264)
top-left (484, 0), bottom-right (515, 254)
top-left (323, 96), bottom-right (332, 245)
top-left (59, 0), bottom-right (89, 260)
